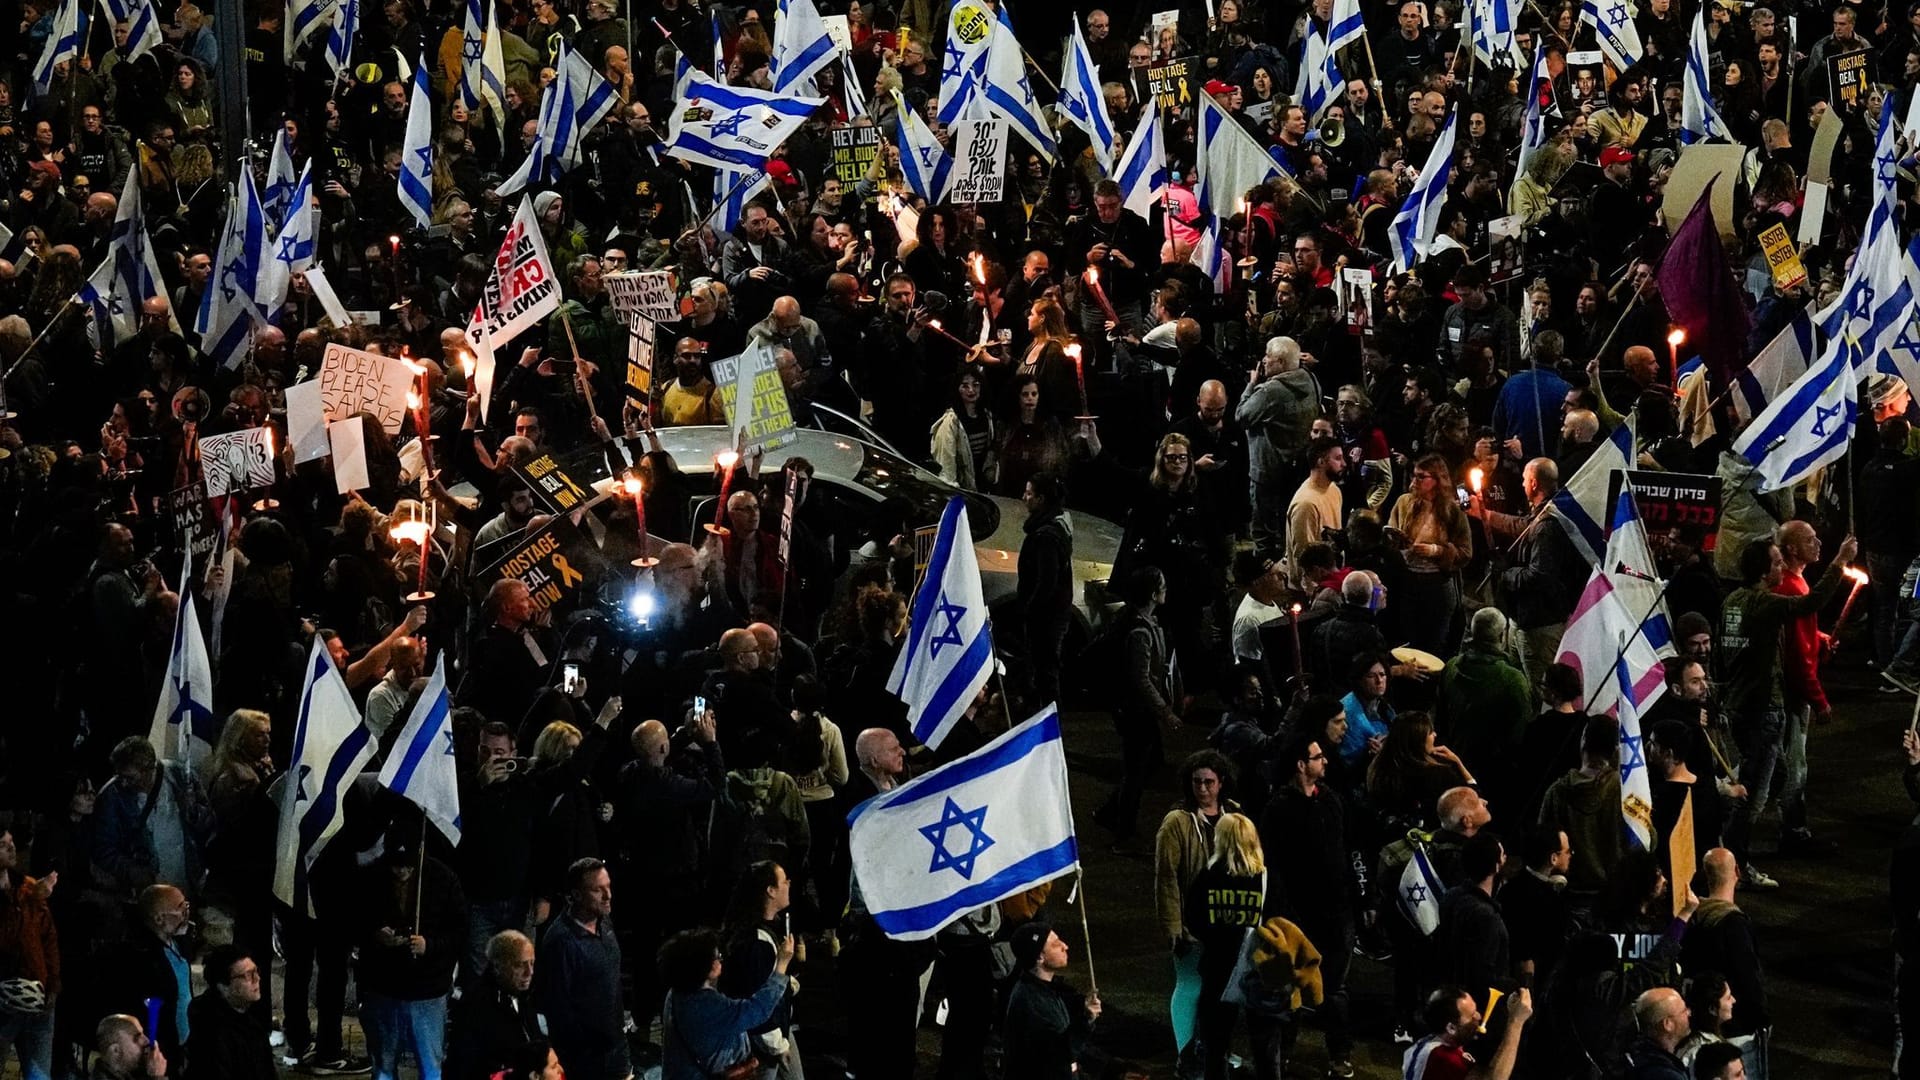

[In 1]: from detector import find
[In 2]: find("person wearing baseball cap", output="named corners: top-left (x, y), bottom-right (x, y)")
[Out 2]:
top-left (1003, 920), bottom-right (1102, 1078)
top-left (1589, 145), bottom-right (1643, 274)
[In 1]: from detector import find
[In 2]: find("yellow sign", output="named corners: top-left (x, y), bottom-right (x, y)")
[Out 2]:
top-left (953, 2), bottom-right (991, 45)
top-left (1758, 223), bottom-right (1807, 291)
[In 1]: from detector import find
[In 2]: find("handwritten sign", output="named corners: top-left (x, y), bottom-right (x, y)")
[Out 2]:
top-left (478, 516), bottom-right (592, 615)
top-left (606, 269), bottom-right (678, 324)
top-left (711, 348), bottom-right (798, 453)
top-left (198, 427), bottom-right (276, 497)
top-left (1758, 223), bottom-right (1808, 291)
top-left (515, 452), bottom-right (592, 516)
top-left (318, 343), bottom-right (413, 435)
top-left (829, 124), bottom-right (882, 185)
top-left (167, 481), bottom-right (217, 564)
top-left (947, 119), bottom-right (1008, 203)
top-left (625, 313), bottom-right (655, 402)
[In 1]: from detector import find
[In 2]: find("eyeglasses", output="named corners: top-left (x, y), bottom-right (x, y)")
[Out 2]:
top-left (1307, 752), bottom-right (1328, 762)
top-left (1162, 452), bottom-right (1189, 461)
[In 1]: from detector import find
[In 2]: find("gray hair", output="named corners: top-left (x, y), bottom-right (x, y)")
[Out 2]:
top-left (1265, 336), bottom-right (1301, 370)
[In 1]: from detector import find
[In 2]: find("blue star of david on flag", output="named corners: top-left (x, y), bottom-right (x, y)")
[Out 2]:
top-left (886, 496), bottom-right (992, 749)
top-left (1618, 732), bottom-right (1645, 786)
top-left (1809, 399), bottom-right (1845, 437)
top-left (928, 593), bottom-right (967, 658)
top-left (920, 797), bottom-right (995, 878)
top-left (708, 111), bottom-right (749, 138)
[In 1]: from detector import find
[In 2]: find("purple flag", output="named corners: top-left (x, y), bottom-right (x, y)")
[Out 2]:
top-left (1656, 181), bottom-right (1751, 386)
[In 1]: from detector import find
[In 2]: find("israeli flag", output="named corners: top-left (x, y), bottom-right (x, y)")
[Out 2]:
top-left (1116, 105), bottom-right (1168, 220)
top-left (273, 638), bottom-right (378, 916)
top-left (1681, 9), bottom-right (1734, 144)
top-left (937, 0), bottom-right (994, 127)
top-left (667, 69), bottom-right (825, 173)
top-left (480, 0), bottom-right (508, 139)
top-left (287, 0), bottom-right (340, 61)
top-left (263, 127), bottom-right (299, 224)
top-left (1729, 305), bottom-right (1814, 422)
top-left (894, 89), bottom-right (954, 204)
top-left (378, 653), bottom-right (462, 843)
top-left (1471, 0), bottom-right (1522, 67)
top-left (499, 42), bottom-right (618, 196)
top-left (120, 0), bottom-right (162, 62)
top-left (770, 0), bottom-right (840, 96)
top-left (1398, 842), bottom-right (1444, 935)
top-left (1389, 106), bottom-right (1458, 274)
top-left (1552, 413), bottom-right (1634, 563)
top-left (260, 162), bottom-right (318, 314)
top-left (887, 496), bottom-right (993, 750)
top-left (1059, 19), bottom-right (1116, 171)
top-left (197, 174), bottom-right (269, 369)
top-left (87, 164), bottom-right (178, 344)
top-left (1328, 0), bottom-right (1368, 51)
top-left (76, 258), bottom-right (120, 349)
top-left (149, 546), bottom-right (216, 772)
top-left (1558, 489), bottom-right (1674, 720)
top-left (842, 51), bottom-right (869, 119)
top-left (33, 0), bottom-right (86, 93)
top-left (713, 167), bottom-right (771, 233)
top-left (1295, 27), bottom-right (1343, 125)
top-left (457, 0), bottom-right (486, 109)
top-left (1579, 0), bottom-right (1643, 71)
top-left (398, 56), bottom-right (435, 228)
top-left (1514, 44), bottom-right (1553, 181)
top-left (1614, 637), bottom-right (1661, 851)
top-left (324, 0), bottom-right (360, 75)
top-left (1197, 89), bottom-right (1280, 219)
top-left (848, 705), bottom-right (1078, 940)
top-left (982, 6), bottom-right (1055, 160)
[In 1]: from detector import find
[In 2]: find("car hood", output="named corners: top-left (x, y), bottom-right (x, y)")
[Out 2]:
top-left (977, 495), bottom-right (1121, 614)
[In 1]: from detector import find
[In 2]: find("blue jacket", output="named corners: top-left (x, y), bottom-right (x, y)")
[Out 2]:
top-left (1493, 367), bottom-right (1573, 462)
top-left (1337, 692), bottom-right (1394, 768)
top-left (662, 970), bottom-right (786, 1080)
top-left (94, 761), bottom-right (213, 897)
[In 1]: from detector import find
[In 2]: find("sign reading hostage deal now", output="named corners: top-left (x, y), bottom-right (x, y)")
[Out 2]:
top-left (478, 516), bottom-right (592, 614)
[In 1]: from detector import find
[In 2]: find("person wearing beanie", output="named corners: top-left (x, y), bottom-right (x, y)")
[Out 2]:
top-left (1003, 921), bottom-right (1101, 1079)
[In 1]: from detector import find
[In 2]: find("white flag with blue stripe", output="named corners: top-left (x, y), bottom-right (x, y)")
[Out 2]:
top-left (1551, 412), bottom-right (1634, 563)
top-left (1328, 0), bottom-right (1368, 51)
top-left (771, 0), bottom-right (840, 96)
top-left (887, 495), bottom-right (993, 750)
top-left (324, 0), bottom-right (360, 74)
top-left (1197, 89), bottom-right (1281, 219)
top-left (1398, 841), bottom-right (1444, 935)
top-left (148, 547), bottom-right (216, 773)
top-left (1117, 106), bottom-right (1168, 220)
top-left (456, 0), bottom-right (486, 109)
top-left (842, 51), bottom-right (869, 119)
top-left (1733, 305), bottom-right (1869, 493)
top-left (1471, 0), bottom-right (1522, 66)
top-left (197, 175), bottom-right (269, 369)
top-left (263, 127), bottom-right (299, 224)
top-left (666, 69), bottom-right (825, 173)
top-left (1295, 27), bottom-right (1343, 125)
top-left (499, 41), bottom-right (618, 196)
top-left (78, 165), bottom-right (177, 345)
top-left (480, 0), bottom-right (507, 139)
top-left (937, 0), bottom-right (994, 127)
top-left (399, 56), bottom-right (435, 228)
top-left (33, 0), bottom-right (86, 93)
top-left (982, 6), bottom-right (1055, 161)
top-left (1390, 105), bottom-right (1458, 274)
top-left (287, 0), bottom-right (340, 60)
top-left (894, 89), bottom-right (954, 203)
top-left (1580, 0), bottom-right (1643, 71)
top-left (1613, 630), bottom-right (1662, 851)
top-left (1681, 9), bottom-right (1734, 144)
top-left (273, 638), bottom-right (378, 916)
top-left (1059, 19), bottom-right (1116, 171)
top-left (848, 704), bottom-right (1077, 940)
top-left (76, 257), bottom-right (120, 349)
top-left (378, 653), bottom-right (462, 843)
top-left (260, 162), bottom-right (318, 315)
top-left (118, 0), bottom-right (162, 63)
top-left (1730, 305), bottom-right (1814, 422)
top-left (713, 167), bottom-right (771, 233)
top-left (1557, 488), bottom-right (1674, 721)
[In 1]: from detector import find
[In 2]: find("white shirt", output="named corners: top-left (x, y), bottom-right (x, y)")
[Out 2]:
top-left (1232, 594), bottom-right (1285, 662)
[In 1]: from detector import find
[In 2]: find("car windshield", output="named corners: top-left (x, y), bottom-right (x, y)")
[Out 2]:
top-left (853, 441), bottom-right (999, 541)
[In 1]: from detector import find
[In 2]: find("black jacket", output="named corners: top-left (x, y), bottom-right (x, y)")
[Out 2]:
top-left (184, 992), bottom-right (277, 1080)
top-left (353, 856), bottom-right (468, 1000)
top-left (1003, 972), bottom-right (1092, 1079)
top-left (1679, 899), bottom-right (1768, 1035)
top-left (93, 931), bottom-right (189, 1065)
top-left (1017, 508), bottom-right (1074, 639)
top-left (616, 738), bottom-right (725, 890)
top-left (446, 981), bottom-right (546, 1080)
top-left (1258, 784), bottom-right (1357, 927)
top-left (1435, 884), bottom-right (1510, 996)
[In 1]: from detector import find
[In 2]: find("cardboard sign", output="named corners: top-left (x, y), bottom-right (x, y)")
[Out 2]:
top-left (515, 451), bottom-right (592, 516)
top-left (1607, 470), bottom-right (1722, 557)
top-left (821, 12), bottom-right (851, 52)
top-left (285, 380), bottom-right (331, 463)
top-left (947, 119), bottom-right (1009, 203)
top-left (1660, 145), bottom-right (1745, 239)
top-left (317, 343), bottom-right (413, 435)
top-left (478, 516), bottom-right (592, 614)
top-left (606, 269), bottom-right (678, 324)
top-left (1669, 789), bottom-right (1696, 917)
top-left (1828, 48), bottom-right (1869, 109)
top-left (1797, 180), bottom-right (1829, 246)
top-left (829, 124), bottom-right (883, 185)
top-left (1147, 55), bottom-right (1197, 125)
top-left (167, 481), bottom-right (217, 564)
top-left (711, 347), bottom-right (799, 453)
top-left (1758, 223), bottom-right (1808, 291)
top-left (329, 416), bottom-right (370, 493)
top-left (198, 427), bottom-right (277, 497)
top-left (625, 313), bottom-right (655, 402)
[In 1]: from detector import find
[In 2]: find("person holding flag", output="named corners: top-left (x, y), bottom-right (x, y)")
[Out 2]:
top-left (148, 546), bottom-right (215, 772)
top-left (886, 495), bottom-right (993, 751)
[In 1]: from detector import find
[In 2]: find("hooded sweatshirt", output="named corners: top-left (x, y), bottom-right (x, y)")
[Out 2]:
top-left (1537, 767), bottom-right (1625, 894)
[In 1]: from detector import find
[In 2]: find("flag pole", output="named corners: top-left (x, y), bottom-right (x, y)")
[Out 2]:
top-left (1074, 864), bottom-right (1099, 995)
top-left (702, 171), bottom-right (766, 230)
top-left (412, 815), bottom-right (427, 931)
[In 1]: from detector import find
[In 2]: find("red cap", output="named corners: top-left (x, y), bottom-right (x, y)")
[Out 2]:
top-left (1204, 79), bottom-right (1236, 97)
top-left (1600, 145), bottom-right (1635, 167)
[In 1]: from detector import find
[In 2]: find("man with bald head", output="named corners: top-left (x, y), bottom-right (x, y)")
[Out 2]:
top-left (1624, 987), bottom-right (1691, 1078)
top-left (1170, 378), bottom-right (1249, 528)
top-left (92, 1015), bottom-right (167, 1080)
top-left (364, 635), bottom-right (425, 738)
top-left (1556, 407), bottom-right (1601, 473)
top-left (96, 885), bottom-right (194, 1066)
top-left (1680, 847), bottom-right (1769, 1042)
top-left (1772, 518), bottom-right (1838, 857)
top-left (850, 727), bottom-right (906, 806)
top-left (702, 626), bottom-right (782, 763)
top-left (750, 294), bottom-right (832, 370)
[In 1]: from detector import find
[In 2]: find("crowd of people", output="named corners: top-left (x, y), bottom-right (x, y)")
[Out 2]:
top-left (2, 0), bottom-right (1920, 1077)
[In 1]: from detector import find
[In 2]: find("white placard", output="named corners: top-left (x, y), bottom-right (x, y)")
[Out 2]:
top-left (302, 266), bottom-right (355, 327)
top-left (606, 269), bottom-right (679, 324)
top-left (285, 380), bottom-right (331, 464)
top-left (947, 119), bottom-right (1009, 204)
top-left (318, 343), bottom-right (414, 435)
top-left (199, 427), bottom-right (277, 497)
top-left (330, 416), bottom-right (371, 493)
top-left (821, 13), bottom-right (851, 52)
top-left (1798, 180), bottom-right (1828, 246)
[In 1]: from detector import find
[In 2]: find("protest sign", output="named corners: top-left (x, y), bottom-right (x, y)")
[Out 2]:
top-left (478, 516), bottom-right (592, 614)
top-left (515, 451), bottom-right (593, 516)
top-left (285, 380), bottom-right (330, 463)
top-left (167, 481), bottom-right (217, 564)
top-left (198, 427), bottom-right (276, 497)
top-left (1149, 10), bottom-right (1180, 58)
top-left (467, 197), bottom-right (563, 414)
top-left (1607, 470), bottom-right (1723, 559)
top-left (822, 13), bottom-right (851, 51)
top-left (1147, 55), bottom-right (1197, 126)
top-left (947, 119), bottom-right (1009, 203)
top-left (1669, 791), bottom-right (1696, 918)
top-left (625, 313), bottom-right (655, 402)
top-left (711, 346), bottom-right (799, 453)
top-left (829, 124), bottom-right (883, 185)
top-left (317, 343), bottom-right (413, 434)
top-left (329, 416), bottom-right (370, 493)
top-left (606, 269), bottom-right (678, 324)
top-left (1758, 224), bottom-right (1808, 291)
top-left (1828, 49), bottom-right (1869, 110)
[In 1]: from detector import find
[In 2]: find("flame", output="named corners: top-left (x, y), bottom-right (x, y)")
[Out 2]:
top-left (1086, 265), bottom-right (1100, 286)
top-left (403, 359), bottom-right (427, 377)
top-left (715, 450), bottom-right (740, 470)
top-left (389, 519), bottom-right (431, 545)
top-left (1065, 343), bottom-right (1083, 360)
top-left (1289, 603), bottom-right (1303, 615)
top-left (388, 234), bottom-right (401, 249)
top-left (406, 390), bottom-right (422, 410)
top-left (262, 426), bottom-right (274, 454)
top-left (1667, 328), bottom-right (1687, 347)
top-left (461, 356), bottom-right (476, 378)
top-left (621, 475), bottom-right (643, 497)
top-left (1844, 565), bottom-right (1870, 585)
top-left (970, 252), bottom-right (986, 284)
top-left (928, 318), bottom-right (943, 330)
top-left (1469, 466), bottom-right (1484, 492)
